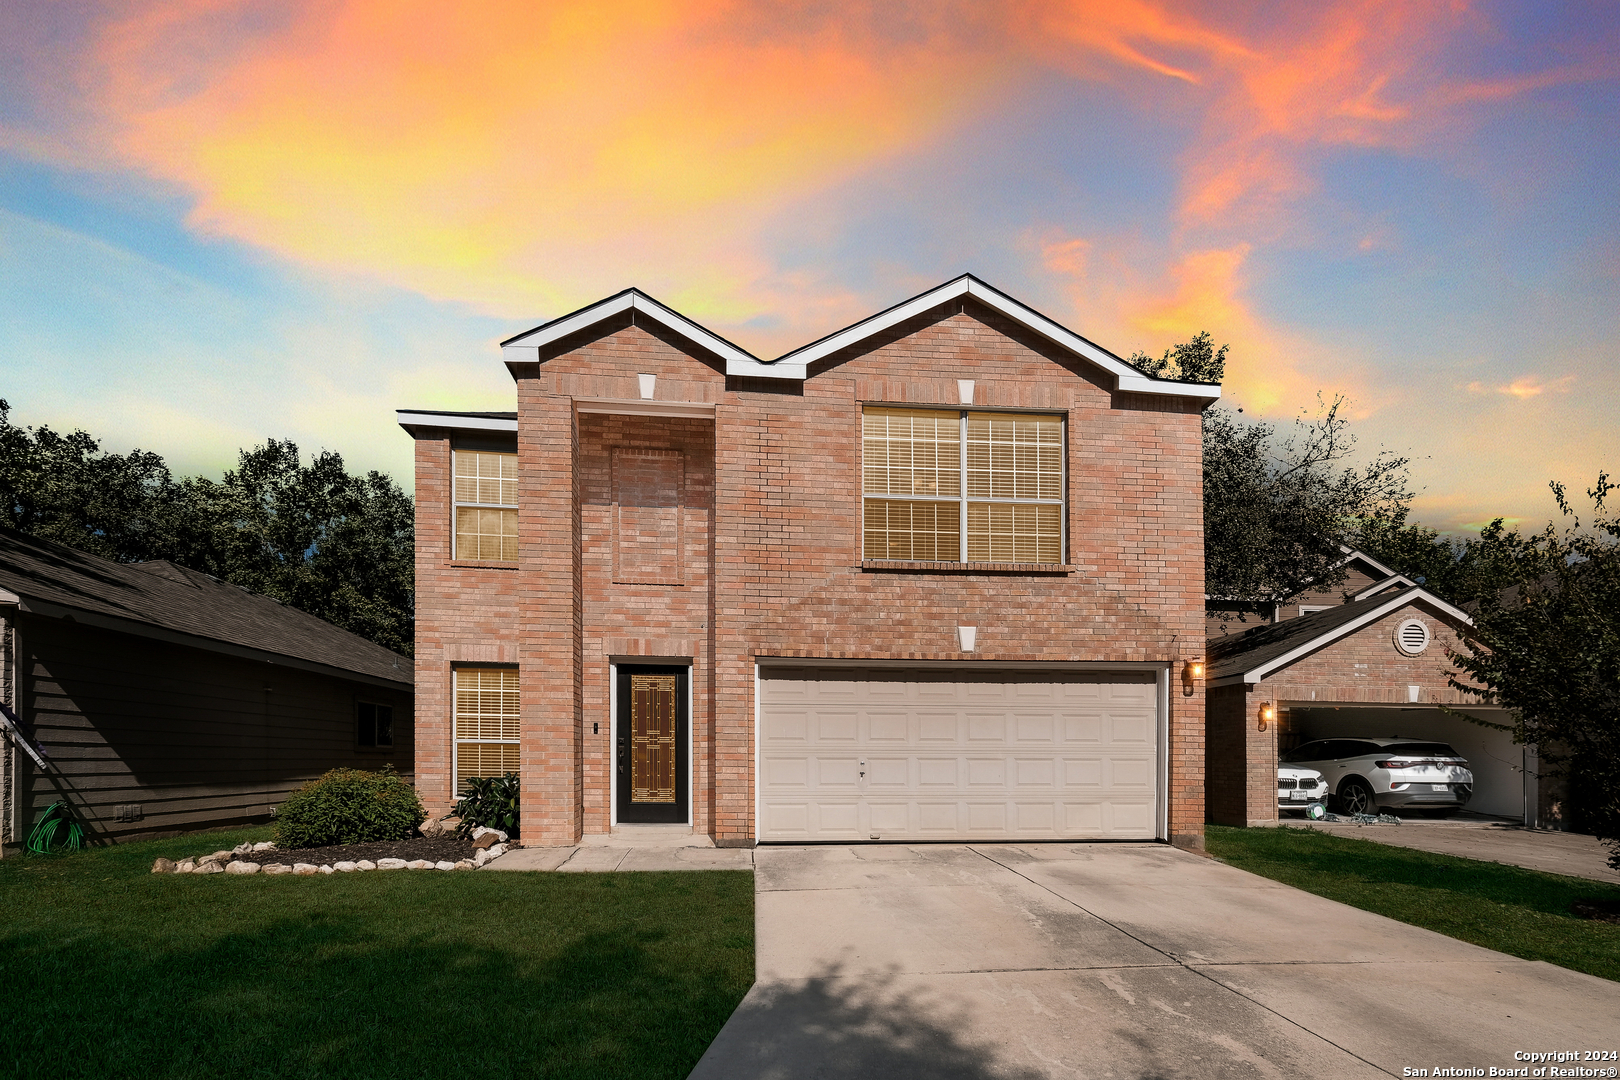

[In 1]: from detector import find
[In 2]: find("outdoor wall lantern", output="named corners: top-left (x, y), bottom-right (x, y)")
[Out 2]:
top-left (1258, 702), bottom-right (1275, 731)
top-left (1180, 659), bottom-right (1204, 697)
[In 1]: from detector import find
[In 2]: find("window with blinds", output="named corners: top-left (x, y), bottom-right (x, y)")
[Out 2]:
top-left (863, 407), bottom-right (1063, 564)
top-left (454, 450), bottom-right (518, 561)
top-left (453, 667), bottom-right (519, 791)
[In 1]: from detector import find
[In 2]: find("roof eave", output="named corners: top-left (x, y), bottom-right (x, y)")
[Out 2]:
top-left (770, 275), bottom-right (1223, 400)
top-left (499, 290), bottom-right (780, 378)
top-left (1213, 587), bottom-right (1474, 685)
top-left (396, 410), bottom-right (519, 435)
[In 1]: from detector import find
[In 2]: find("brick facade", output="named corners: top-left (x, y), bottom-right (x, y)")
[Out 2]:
top-left (409, 292), bottom-right (1212, 848)
top-left (1206, 595), bottom-right (1488, 826)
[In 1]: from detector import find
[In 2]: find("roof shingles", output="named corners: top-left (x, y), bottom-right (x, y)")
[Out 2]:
top-left (0, 529), bottom-right (410, 686)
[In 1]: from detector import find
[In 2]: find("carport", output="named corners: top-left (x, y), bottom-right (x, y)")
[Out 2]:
top-left (1205, 584), bottom-right (1540, 827)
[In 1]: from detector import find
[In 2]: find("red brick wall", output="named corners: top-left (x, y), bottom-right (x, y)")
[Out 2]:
top-left (1205, 683), bottom-right (1278, 826)
top-left (1264, 600), bottom-right (1479, 708)
top-left (412, 298), bottom-right (1210, 847)
top-left (411, 432), bottom-right (522, 818)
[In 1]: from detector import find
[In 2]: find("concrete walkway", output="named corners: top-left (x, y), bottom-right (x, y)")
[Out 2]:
top-left (482, 826), bottom-right (755, 872)
top-left (690, 843), bottom-right (1620, 1079)
top-left (1292, 819), bottom-right (1620, 883)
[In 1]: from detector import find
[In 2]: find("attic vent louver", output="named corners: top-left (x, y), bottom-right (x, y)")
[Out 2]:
top-left (1394, 618), bottom-right (1431, 656)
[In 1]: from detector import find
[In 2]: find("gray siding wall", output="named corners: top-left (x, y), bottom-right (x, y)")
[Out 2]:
top-left (10, 612), bottom-right (413, 846)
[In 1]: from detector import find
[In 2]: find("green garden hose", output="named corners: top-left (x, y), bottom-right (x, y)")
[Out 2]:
top-left (26, 801), bottom-right (83, 854)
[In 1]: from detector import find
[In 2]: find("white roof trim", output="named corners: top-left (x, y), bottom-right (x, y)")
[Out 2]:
top-left (396, 411), bottom-right (518, 434)
top-left (500, 290), bottom-right (784, 377)
top-left (1337, 546), bottom-right (1401, 579)
top-left (0, 585), bottom-right (19, 605)
top-left (1226, 587), bottom-right (1474, 686)
top-left (1354, 573), bottom-right (1418, 600)
top-left (774, 276), bottom-right (1221, 399)
top-left (573, 398), bottom-right (716, 418)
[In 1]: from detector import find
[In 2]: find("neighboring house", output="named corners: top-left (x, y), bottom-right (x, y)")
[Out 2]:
top-left (1206, 548), bottom-right (1416, 636)
top-left (0, 529), bottom-right (414, 853)
top-left (1204, 579), bottom-right (1538, 827)
top-left (399, 275), bottom-right (1220, 849)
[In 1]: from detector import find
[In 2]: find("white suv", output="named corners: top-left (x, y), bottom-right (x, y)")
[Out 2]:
top-left (1281, 738), bottom-right (1474, 815)
top-left (1277, 765), bottom-right (1327, 813)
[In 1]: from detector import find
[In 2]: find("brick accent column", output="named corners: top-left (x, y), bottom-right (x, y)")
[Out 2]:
top-left (1206, 683), bottom-right (1278, 827)
top-left (518, 384), bottom-right (584, 844)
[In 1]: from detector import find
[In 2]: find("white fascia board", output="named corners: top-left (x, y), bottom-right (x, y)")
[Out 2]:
top-left (1354, 574), bottom-right (1417, 600)
top-left (573, 398), bottom-right (716, 418)
top-left (0, 586), bottom-right (19, 605)
top-left (1337, 547), bottom-right (1401, 579)
top-left (502, 291), bottom-right (765, 374)
top-left (396, 411), bottom-right (518, 434)
top-left (771, 276), bottom-right (1221, 400)
top-left (1237, 588), bottom-right (1474, 685)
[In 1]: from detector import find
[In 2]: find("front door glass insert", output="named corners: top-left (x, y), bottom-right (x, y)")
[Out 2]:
top-left (630, 674), bottom-right (678, 803)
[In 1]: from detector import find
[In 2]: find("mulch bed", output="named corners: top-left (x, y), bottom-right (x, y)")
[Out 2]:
top-left (1571, 899), bottom-right (1620, 924)
top-left (256, 835), bottom-right (480, 867)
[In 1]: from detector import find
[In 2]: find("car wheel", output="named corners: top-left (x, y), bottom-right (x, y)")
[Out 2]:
top-left (1338, 778), bottom-right (1375, 816)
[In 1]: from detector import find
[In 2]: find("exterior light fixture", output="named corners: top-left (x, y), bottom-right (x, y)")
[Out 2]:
top-left (1258, 702), bottom-right (1275, 731)
top-left (1183, 660), bottom-right (1205, 681)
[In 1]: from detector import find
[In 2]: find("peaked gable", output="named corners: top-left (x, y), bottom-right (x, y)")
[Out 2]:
top-left (498, 276), bottom-right (1223, 400)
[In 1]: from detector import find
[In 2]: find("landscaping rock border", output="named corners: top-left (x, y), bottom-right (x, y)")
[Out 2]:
top-left (153, 837), bottom-right (510, 876)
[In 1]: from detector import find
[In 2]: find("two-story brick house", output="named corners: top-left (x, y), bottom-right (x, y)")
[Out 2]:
top-left (398, 276), bottom-right (1219, 848)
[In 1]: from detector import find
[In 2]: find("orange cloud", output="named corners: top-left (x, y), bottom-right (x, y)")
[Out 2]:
top-left (1465, 375), bottom-right (1576, 399)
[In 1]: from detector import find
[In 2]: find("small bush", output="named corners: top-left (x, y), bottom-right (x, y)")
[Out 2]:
top-left (273, 765), bottom-right (425, 848)
top-left (453, 772), bottom-right (520, 839)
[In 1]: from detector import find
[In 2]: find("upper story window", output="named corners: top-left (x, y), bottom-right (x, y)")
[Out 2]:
top-left (454, 449), bottom-right (518, 561)
top-left (862, 407), bottom-right (1064, 564)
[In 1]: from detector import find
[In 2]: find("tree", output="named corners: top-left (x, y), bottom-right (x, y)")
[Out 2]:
top-left (1447, 476), bottom-right (1620, 868)
top-left (0, 400), bottom-right (414, 655)
top-left (1126, 339), bottom-right (1415, 614)
top-left (1127, 330), bottom-right (1228, 384)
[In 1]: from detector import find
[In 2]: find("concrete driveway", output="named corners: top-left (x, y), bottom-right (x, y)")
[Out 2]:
top-left (689, 843), bottom-right (1620, 1079)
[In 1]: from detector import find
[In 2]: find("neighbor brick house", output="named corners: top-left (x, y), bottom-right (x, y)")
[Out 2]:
top-left (399, 276), bottom-right (1219, 848)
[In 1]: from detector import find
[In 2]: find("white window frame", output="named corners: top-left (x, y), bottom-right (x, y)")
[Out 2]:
top-left (451, 666), bottom-right (520, 795)
top-left (861, 406), bottom-right (1068, 564)
top-left (452, 448), bottom-right (518, 562)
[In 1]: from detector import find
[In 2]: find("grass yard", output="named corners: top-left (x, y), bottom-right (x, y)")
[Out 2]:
top-left (1206, 824), bottom-right (1620, 983)
top-left (0, 828), bottom-right (754, 1080)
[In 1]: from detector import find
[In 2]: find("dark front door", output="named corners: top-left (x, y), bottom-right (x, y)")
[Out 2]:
top-left (616, 665), bottom-right (688, 823)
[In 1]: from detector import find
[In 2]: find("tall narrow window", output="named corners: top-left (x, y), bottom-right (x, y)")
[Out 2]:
top-left (453, 667), bottom-right (519, 791)
top-left (863, 407), bottom-right (1064, 564)
top-left (454, 449), bottom-right (518, 561)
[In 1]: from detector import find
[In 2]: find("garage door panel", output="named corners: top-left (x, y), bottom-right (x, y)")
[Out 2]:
top-left (967, 758), bottom-right (1006, 786)
top-left (1015, 758), bottom-right (1055, 787)
top-left (816, 711), bottom-right (859, 741)
top-left (759, 667), bottom-right (1160, 842)
top-left (867, 710), bottom-right (910, 741)
top-left (966, 712), bottom-right (1007, 740)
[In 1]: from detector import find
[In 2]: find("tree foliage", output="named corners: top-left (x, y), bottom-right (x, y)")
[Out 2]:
top-left (1203, 395), bottom-right (1414, 608)
top-left (1447, 476), bottom-right (1620, 868)
top-left (1127, 330), bottom-right (1228, 384)
top-left (0, 399), bottom-right (414, 655)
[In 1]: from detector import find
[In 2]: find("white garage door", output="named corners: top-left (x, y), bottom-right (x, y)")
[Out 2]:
top-left (758, 667), bottom-right (1161, 842)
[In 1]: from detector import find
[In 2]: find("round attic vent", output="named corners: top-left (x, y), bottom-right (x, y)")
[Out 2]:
top-left (1394, 618), bottom-right (1431, 656)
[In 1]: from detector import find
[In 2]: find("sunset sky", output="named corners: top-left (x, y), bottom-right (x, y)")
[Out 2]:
top-left (3, 0), bottom-right (1616, 534)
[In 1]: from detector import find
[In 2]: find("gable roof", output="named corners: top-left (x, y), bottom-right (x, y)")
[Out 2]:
top-left (1207, 584), bottom-right (1472, 686)
top-left (0, 529), bottom-right (411, 690)
top-left (497, 275), bottom-right (1223, 400)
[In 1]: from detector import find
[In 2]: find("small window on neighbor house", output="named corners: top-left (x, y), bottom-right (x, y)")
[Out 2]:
top-left (453, 667), bottom-right (519, 791)
top-left (357, 702), bottom-right (394, 748)
top-left (863, 407), bottom-right (1064, 563)
top-left (454, 449), bottom-right (518, 561)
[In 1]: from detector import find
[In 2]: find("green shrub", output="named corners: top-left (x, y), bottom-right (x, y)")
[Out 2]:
top-left (273, 765), bottom-right (425, 848)
top-left (452, 772), bottom-right (520, 839)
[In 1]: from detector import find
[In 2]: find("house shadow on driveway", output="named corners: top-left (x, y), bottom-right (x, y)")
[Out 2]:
top-left (689, 962), bottom-right (1051, 1080)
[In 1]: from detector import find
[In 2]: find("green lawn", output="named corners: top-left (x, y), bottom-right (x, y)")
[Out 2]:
top-left (0, 828), bottom-right (754, 1079)
top-left (1206, 824), bottom-right (1620, 982)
